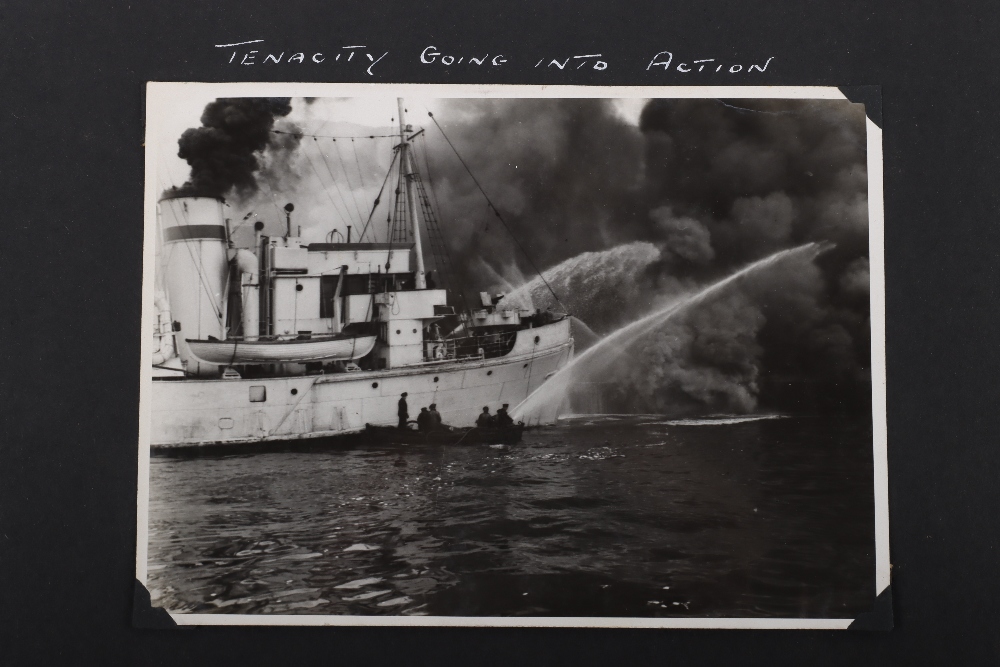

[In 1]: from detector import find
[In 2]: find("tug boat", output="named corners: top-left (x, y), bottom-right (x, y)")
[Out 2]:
top-left (147, 99), bottom-right (574, 449)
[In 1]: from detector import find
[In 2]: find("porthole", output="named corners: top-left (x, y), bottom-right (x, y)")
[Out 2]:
top-left (291, 388), bottom-right (298, 395)
top-left (433, 376), bottom-right (439, 383)
top-left (534, 335), bottom-right (540, 344)
top-left (396, 329), bottom-right (401, 335)
top-left (412, 328), bottom-right (417, 334)
top-left (372, 382), bottom-right (379, 389)
top-left (295, 284), bottom-right (304, 292)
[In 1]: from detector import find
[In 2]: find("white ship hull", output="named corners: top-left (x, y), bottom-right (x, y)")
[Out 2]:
top-left (150, 319), bottom-right (573, 448)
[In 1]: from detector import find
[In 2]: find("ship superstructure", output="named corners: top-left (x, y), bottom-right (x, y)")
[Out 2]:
top-left (149, 99), bottom-right (573, 448)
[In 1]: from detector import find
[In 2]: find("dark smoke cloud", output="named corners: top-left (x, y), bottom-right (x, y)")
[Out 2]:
top-left (423, 98), bottom-right (871, 415)
top-left (166, 98), bottom-right (298, 200)
top-left (621, 289), bottom-right (766, 414)
top-left (649, 206), bottom-right (715, 265)
top-left (416, 99), bottom-right (650, 291)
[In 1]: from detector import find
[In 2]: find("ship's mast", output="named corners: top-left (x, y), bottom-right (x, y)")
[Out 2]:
top-left (398, 98), bottom-right (427, 290)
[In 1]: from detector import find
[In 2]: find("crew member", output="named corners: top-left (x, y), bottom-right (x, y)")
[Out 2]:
top-left (416, 407), bottom-right (431, 432)
top-left (476, 406), bottom-right (494, 428)
top-left (495, 403), bottom-right (514, 428)
top-left (428, 403), bottom-right (443, 430)
top-left (397, 392), bottom-right (409, 429)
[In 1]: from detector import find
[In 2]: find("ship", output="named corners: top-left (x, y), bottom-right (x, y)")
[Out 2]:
top-left (147, 99), bottom-right (574, 449)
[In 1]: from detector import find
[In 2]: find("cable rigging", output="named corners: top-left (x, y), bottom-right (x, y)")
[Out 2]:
top-left (326, 137), bottom-right (369, 226)
top-left (424, 110), bottom-right (567, 313)
top-left (409, 138), bottom-right (471, 316)
top-left (305, 137), bottom-right (364, 229)
top-left (356, 148), bottom-right (399, 243)
top-left (272, 130), bottom-right (399, 140)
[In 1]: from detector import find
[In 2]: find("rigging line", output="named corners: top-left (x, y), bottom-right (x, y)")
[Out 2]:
top-left (417, 140), bottom-right (472, 314)
top-left (409, 143), bottom-right (446, 259)
top-left (253, 172), bottom-right (294, 221)
top-left (416, 137), bottom-right (445, 219)
top-left (328, 138), bottom-right (368, 225)
top-left (425, 110), bottom-right (568, 313)
top-left (156, 172), bottom-right (183, 289)
top-left (715, 100), bottom-right (805, 116)
top-left (272, 130), bottom-right (399, 140)
top-left (413, 138), bottom-right (450, 250)
top-left (307, 120), bottom-right (366, 234)
top-left (410, 160), bottom-right (474, 318)
top-left (176, 203), bottom-right (225, 325)
top-left (156, 147), bottom-right (191, 193)
top-left (390, 144), bottom-right (409, 246)
top-left (308, 137), bottom-right (365, 228)
top-left (350, 138), bottom-right (368, 191)
top-left (228, 214), bottom-right (255, 238)
top-left (156, 155), bottom-right (183, 196)
top-left (357, 148), bottom-right (399, 243)
top-left (299, 139), bottom-right (355, 227)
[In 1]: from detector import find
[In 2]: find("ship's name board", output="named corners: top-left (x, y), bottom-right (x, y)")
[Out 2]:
top-left (215, 41), bottom-right (775, 78)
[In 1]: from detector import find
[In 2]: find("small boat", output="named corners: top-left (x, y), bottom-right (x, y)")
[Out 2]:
top-left (361, 423), bottom-right (525, 446)
top-left (185, 334), bottom-right (376, 365)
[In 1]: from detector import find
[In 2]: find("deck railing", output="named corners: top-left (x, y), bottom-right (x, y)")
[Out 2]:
top-left (424, 330), bottom-right (518, 362)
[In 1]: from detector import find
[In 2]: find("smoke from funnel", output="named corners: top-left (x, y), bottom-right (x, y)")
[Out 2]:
top-left (166, 98), bottom-right (298, 200)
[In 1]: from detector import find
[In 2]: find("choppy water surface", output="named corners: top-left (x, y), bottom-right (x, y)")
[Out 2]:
top-left (147, 415), bottom-right (874, 618)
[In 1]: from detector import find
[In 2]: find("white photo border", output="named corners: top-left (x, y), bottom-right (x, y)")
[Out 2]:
top-left (137, 82), bottom-right (889, 629)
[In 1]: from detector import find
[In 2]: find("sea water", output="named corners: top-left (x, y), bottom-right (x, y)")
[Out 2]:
top-left (146, 413), bottom-right (874, 618)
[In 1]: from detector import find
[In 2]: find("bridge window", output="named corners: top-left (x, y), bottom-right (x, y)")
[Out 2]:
top-left (320, 273), bottom-right (417, 317)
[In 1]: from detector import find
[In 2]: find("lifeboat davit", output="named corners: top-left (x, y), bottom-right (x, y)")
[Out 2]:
top-left (185, 334), bottom-right (376, 365)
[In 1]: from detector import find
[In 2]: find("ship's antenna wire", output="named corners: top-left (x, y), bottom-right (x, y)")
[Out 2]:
top-left (297, 120), bottom-right (366, 228)
top-left (273, 130), bottom-right (399, 140)
top-left (327, 137), bottom-right (368, 225)
top-left (303, 137), bottom-right (363, 228)
top-left (251, 168), bottom-right (292, 221)
top-left (425, 110), bottom-right (567, 312)
top-left (350, 139), bottom-right (368, 191)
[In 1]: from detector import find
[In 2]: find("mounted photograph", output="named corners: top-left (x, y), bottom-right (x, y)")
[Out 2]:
top-left (136, 83), bottom-right (888, 628)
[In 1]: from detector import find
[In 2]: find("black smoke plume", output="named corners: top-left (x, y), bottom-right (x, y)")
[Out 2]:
top-left (422, 98), bottom-right (871, 416)
top-left (166, 98), bottom-right (298, 200)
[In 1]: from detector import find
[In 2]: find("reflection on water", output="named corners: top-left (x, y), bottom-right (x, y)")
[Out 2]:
top-left (146, 415), bottom-right (874, 618)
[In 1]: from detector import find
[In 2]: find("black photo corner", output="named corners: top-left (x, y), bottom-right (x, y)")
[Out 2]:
top-left (2, 1), bottom-right (999, 664)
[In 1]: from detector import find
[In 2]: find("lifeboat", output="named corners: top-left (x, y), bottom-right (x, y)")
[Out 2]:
top-left (185, 334), bottom-right (376, 365)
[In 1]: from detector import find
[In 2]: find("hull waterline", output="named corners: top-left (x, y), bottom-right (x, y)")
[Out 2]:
top-left (150, 320), bottom-right (573, 449)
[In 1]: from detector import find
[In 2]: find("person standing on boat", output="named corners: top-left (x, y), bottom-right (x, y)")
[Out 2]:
top-left (476, 406), bottom-right (494, 428)
top-left (416, 407), bottom-right (431, 432)
top-left (398, 392), bottom-right (409, 429)
top-left (496, 404), bottom-right (514, 428)
top-left (428, 404), bottom-right (443, 431)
